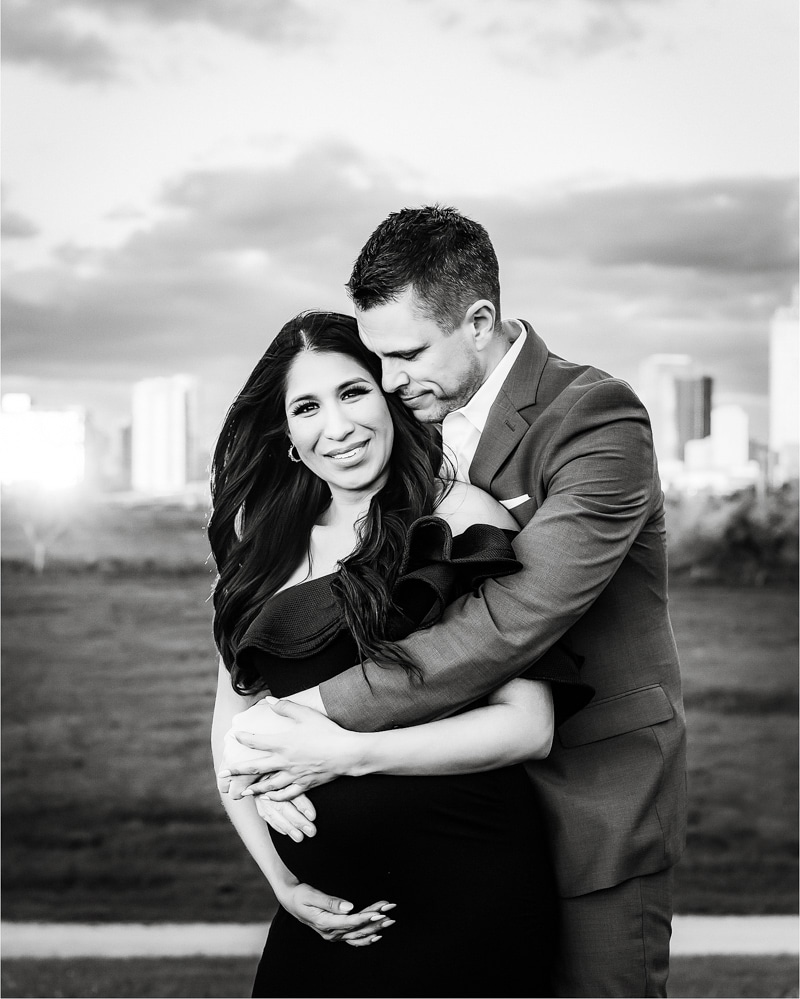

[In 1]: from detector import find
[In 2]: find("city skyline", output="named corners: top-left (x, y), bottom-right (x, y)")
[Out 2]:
top-left (2, 0), bottom-right (797, 452)
top-left (3, 322), bottom-right (793, 498)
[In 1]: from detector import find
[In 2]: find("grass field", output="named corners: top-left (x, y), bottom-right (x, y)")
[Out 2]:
top-left (2, 955), bottom-right (798, 999)
top-left (1, 564), bottom-right (797, 923)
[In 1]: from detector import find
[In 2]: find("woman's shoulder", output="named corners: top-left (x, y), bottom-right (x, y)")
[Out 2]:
top-left (433, 479), bottom-right (517, 535)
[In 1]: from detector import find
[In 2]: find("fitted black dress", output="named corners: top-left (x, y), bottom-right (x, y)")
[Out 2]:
top-left (236, 518), bottom-right (592, 999)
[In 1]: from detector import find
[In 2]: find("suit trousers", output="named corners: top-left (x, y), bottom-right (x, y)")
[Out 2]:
top-left (552, 867), bottom-right (674, 998)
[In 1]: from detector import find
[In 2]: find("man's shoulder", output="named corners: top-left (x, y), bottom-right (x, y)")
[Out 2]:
top-left (531, 355), bottom-right (644, 417)
top-left (547, 357), bottom-right (638, 400)
top-left (513, 324), bottom-right (643, 411)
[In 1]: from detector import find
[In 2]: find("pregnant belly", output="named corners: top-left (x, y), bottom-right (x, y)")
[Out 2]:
top-left (271, 766), bottom-right (547, 910)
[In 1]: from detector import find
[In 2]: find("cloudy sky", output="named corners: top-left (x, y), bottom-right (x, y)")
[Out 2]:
top-left (2, 0), bottom-right (797, 451)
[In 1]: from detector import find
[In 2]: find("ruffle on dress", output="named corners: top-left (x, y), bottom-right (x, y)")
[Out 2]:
top-left (236, 516), bottom-right (594, 724)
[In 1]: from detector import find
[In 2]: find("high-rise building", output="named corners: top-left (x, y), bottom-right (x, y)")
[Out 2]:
top-left (710, 404), bottom-right (750, 468)
top-left (638, 354), bottom-right (696, 464)
top-left (675, 375), bottom-right (712, 460)
top-left (131, 375), bottom-right (198, 495)
top-left (769, 289), bottom-right (799, 483)
top-left (682, 402), bottom-right (760, 493)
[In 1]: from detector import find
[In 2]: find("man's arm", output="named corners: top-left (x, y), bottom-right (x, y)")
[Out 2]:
top-left (224, 676), bottom-right (554, 802)
top-left (320, 378), bottom-right (657, 731)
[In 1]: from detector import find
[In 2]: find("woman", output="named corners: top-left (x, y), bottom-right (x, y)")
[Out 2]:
top-left (209, 312), bottom-right (591, 998)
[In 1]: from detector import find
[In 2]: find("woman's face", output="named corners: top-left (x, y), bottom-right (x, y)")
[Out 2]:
top-left (284, 350), bottom-right (394, 497)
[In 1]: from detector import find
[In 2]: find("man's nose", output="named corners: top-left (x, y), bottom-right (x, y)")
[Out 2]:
top-left (381, 361), bottom-right (409, 395)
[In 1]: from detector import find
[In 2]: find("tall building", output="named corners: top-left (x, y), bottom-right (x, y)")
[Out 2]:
top-left (681, 402), bottom-right (760, 494)
top-left (131, 375), bottom-right (198, 495)
top-left (710, 404), bottom-right (750, 468)
top-left (675, 375), bottom-right (712, 460)
top-left (638, 354), bottom-right (697, 464)
top-left (769, 289), bottom-right (799, 484)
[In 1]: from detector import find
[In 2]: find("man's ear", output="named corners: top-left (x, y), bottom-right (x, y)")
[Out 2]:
top-left (464, 300), bottom-right (496, 350)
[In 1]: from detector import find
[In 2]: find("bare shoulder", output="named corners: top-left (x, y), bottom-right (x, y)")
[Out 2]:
top-left (433, 480), bottom-right (517, 534)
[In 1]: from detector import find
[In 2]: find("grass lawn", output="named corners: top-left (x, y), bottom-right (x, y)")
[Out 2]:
top-left (1, 565), bottom-right (797, 922)
top-left (1, 956), bottom-right (798, 998)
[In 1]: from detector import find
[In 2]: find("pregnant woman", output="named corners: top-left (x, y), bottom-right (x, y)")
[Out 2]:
top-left (208, 312), bottom-right (592, 998)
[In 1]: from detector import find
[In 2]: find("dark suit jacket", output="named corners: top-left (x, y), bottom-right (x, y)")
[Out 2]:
top-left (321, 326), bottom-right (688, 898)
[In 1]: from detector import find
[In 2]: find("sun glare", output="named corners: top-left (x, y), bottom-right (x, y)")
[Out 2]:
top-left (1, 395), bottom-right (85, 492)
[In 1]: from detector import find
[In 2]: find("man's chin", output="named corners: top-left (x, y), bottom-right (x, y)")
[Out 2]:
top-left (402, 396), bottom-right (451, 424)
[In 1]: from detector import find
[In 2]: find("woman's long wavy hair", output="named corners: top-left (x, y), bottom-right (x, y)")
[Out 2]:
top-left (208, 311), bottom-right (442, 694)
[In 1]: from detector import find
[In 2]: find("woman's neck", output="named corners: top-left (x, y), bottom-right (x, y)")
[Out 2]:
top-left (320, 483), bottom-right (380, 530)
top-left (303, 489), bottom-right (376, 579)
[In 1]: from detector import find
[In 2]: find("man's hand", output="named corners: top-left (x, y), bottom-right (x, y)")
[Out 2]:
top-left (217, 697), bottom-right (289, 798)
top-left (225, 698), bottom-right (364, 797)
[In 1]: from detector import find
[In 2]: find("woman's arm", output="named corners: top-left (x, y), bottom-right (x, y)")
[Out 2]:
top-left (211, 660), bottom-right (395, 946)
top-left (350, 677), bottom-right (553, 777)
top-left (233, 676), bottom-right (554, 801)
top-left (433, 479), bottom-right (518, 532)
top-left (212, 661), bottom-right (309, 864)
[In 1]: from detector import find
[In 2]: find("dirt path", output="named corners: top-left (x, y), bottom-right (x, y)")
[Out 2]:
top-left (2, 917), bottom-right (797, 958)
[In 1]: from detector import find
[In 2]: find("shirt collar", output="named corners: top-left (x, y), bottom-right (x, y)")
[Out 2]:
top-left (450, 323), bottom-right (527, 434)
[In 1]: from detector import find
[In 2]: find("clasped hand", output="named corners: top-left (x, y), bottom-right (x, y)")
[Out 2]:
top-left (218, 697), bottom-right (361, 841)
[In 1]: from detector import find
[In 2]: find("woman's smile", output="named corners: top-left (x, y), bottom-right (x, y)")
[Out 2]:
top-left (324, 440), bottom-right (369, 463)
top-left (284, 350), bottom-right (394, 498)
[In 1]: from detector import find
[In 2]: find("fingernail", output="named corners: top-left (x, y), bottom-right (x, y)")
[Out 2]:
top-left (371, 935), bottom-right (382, 943)
top-left (218, 770), bottom-right (231, 779)
top-left (340, 902), bottom-right (353, 912)
top-left (303, 826), bottom-right (315, 836)
top-left (370, 913), bottom-right (384, 922)
top-left (382, 919), bottom-right (395, 928)
top-left (380, 903), bottom-right (396, 912)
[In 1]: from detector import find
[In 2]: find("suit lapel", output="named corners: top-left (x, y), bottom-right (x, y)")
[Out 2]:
top-left (467, 324), bottom-right (550, 490)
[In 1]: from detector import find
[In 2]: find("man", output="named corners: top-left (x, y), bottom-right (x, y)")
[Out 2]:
top-left (226, 205), bottom-right (687, 996)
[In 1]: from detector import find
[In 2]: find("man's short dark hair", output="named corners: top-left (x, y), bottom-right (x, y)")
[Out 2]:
top-left (346, 205), bottom-right (501, 333)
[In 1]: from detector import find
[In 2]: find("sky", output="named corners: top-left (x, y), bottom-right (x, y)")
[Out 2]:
top-left (2, 0), bottom-right (798, 453)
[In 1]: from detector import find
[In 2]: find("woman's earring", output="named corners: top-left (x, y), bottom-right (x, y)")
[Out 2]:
top-left (287, 444), bottom-right (301, 463)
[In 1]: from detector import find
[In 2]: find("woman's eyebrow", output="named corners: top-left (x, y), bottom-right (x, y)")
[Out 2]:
top-left (286, 391), bottom-right (316, 408)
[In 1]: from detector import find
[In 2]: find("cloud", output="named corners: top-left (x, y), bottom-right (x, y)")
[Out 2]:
top-left (1, 0), bottom-right (319, 83)
top-left (469, 177), bottom-right (796, 411)
top-left (427, 0), bottom-right (665, 63)
top-left (75, 0), bottom-right (317, 43)
top-left (487, 178), bottom-right (799, 274)
top-left (1, 145), bottom-right (404, 381)
top-left (2, 147), bottom-right (794, 442)
top-left (2, 207), bottom-right (40, 239)
top-left (1, 0), bottom-right (116, 82)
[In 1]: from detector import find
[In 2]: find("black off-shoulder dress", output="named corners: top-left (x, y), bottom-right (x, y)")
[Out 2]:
top-left (236, 518), bottom-right (593, 999)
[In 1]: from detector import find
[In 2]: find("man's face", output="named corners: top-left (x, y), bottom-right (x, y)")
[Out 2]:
top-left (356, 287), bottom-right (484, 423)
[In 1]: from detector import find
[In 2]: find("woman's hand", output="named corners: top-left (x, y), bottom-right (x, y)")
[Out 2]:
top-left (253, 793), bottom-right (317, 842)
top-left (275, 881), bottom-right (397, 947)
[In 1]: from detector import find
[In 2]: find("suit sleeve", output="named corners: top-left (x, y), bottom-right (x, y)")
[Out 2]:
top-left (320, 378), bottom-right (657, 731)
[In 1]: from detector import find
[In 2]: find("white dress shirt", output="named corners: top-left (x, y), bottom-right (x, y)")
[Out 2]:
top-left (441, 324), bottom-right (527, 483)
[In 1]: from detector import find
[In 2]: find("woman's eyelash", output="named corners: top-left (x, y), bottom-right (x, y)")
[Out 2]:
top-left (342, 384), bottom-right (371, 399)
top-left (289, 385), bottom-right (370, 417)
